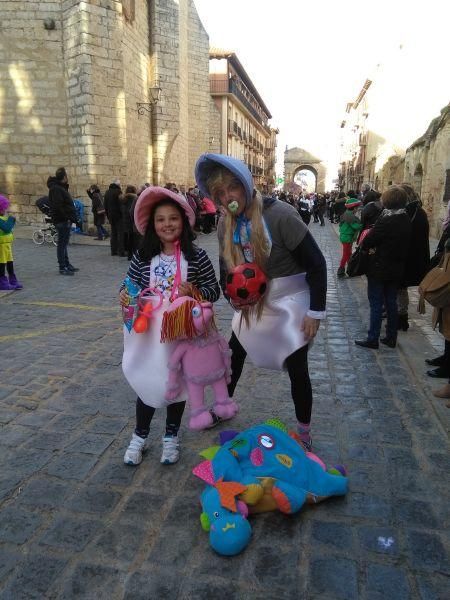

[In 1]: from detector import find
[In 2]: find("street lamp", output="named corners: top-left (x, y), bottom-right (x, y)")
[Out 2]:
top-left (137, 81), bottom-right (162, 115)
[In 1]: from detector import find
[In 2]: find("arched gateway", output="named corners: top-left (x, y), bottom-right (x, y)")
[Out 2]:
top-left (284, 147), bottom-right (326, 193)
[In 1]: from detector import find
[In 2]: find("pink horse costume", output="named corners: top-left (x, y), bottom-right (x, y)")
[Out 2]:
top-left (161, 296), bottom-right (239, 430)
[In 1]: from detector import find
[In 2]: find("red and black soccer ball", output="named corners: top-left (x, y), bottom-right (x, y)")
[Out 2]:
top-left (225, 263), bottom-right (267, 307)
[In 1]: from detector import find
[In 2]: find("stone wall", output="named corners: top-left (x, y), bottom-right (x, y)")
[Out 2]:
top-left (187, 0), bottom-right (210, 185)
top-left (208, 97), bottom-right (222, 155)
top-left (1, 0), bottom-right (210, 223)
top-left (121, 0), bottom-right (152, 188)
top-left (404, 107), bottom-right (450, 236)
top-left (0, 0), bottom-right (70, 221)
top-left (150, 0), bottom-right (210, 187)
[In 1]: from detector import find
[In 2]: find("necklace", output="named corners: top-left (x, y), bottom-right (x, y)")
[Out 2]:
top-left (160, 253), bottom-right (175, 264)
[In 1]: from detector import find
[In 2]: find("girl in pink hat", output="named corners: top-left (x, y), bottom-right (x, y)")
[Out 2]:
top-left (120, 186), bottom-right (220, 467)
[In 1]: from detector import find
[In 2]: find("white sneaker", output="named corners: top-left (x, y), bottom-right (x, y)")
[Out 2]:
top-left (124, 433), bottom-right (147, 465)
top-left (160, 434), bottom-right (180, 465)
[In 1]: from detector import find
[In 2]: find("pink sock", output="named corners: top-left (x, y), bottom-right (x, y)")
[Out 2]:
top-left (297, 421), bottom-right (311, 442)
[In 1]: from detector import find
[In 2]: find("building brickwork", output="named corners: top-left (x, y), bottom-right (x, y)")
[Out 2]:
top-left (0, 0), bottom-right (210, 223)
top-left (0, 1), bottom-right (70, 221)
top-left (404, 107), bottom-right (450, 235)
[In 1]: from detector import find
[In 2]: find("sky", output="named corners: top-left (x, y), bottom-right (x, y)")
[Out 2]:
top-left (194, 0), bottom-right (450, 187)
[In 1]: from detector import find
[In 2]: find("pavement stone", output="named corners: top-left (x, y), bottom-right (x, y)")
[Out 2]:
top-left (0, 224), bottom-right (449, 598)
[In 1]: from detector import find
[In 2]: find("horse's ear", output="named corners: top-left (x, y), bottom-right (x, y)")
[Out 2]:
top-left (192, 460), bottom-right (215, 485)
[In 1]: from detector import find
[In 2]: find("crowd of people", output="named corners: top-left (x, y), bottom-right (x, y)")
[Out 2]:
top-left (1, 158), bottom-right (448, 473)
top-left (88, 180), bottom-right (219, 260)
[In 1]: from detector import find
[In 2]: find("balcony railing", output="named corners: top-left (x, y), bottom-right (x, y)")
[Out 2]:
top-left (210, 77), bottom-right (229, 94)
top-left (359, 132), bottom-right (368, 146)
top-left (211, 77), bottom-right (270, 130)
top-left (229, 80), bottom-right (268, 127)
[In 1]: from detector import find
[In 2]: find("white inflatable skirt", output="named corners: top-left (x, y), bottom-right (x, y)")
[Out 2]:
top-left (122, 298), bottom-right (186, 408)
top-left (232, 272), bottom-right (310, 371)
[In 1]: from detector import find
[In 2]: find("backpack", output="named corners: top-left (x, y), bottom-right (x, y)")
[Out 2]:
top-left (418, 253), bottom-right (450, 313)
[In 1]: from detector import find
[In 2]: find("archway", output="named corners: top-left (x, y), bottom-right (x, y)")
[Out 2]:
top-left (284, 147), bottom-right (326, 193)
top-left (294, 165), bottom-right (318, 193)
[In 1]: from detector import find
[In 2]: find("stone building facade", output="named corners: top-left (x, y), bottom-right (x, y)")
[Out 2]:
top-left (403, 105), bottom-right (450, 235)
top-left (0, 0), bottom-right (210, 222)
top-left (339, 89), bottom-right (450, 235)
top-left (208, 49), bottom-right (277, 192)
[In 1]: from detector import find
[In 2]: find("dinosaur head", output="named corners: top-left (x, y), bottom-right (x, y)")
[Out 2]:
top-left (200, 487), bottom-right (252, 556)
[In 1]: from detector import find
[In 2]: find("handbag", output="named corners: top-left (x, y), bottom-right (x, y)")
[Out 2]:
top-left (418, 253), bottom-right (450, 313)
top-left (346, 245), bottom-right (369, 277)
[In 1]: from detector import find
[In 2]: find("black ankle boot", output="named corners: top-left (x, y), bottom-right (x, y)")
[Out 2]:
top-left (380, 337), bottom-right (396, 348)
top-left (397, 314), bottom-right (409, 331)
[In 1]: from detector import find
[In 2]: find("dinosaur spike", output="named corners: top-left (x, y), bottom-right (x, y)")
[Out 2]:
top-left (199, 445), bottom-right (221, 460)
top-left (192, 460), bottom-right (215, 485)
top-left (215, 478), bottom-right (247, 512)
top-left (219, 430), bottom-right (240, 445)
top-left (265, 418), bottom-right (288, 433)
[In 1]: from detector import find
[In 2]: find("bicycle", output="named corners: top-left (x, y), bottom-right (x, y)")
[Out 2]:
top-left (32, 218), bottom-right (58, 246)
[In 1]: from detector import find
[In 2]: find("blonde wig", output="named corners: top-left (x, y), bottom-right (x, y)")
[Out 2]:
top-left (206, 167), bottom-right (271, 324)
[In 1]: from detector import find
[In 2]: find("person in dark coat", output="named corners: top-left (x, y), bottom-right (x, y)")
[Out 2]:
top-left (121, 185), bottom-right (137, 260)
top-left (397, 183), bottom-right (430, 332)
top-left (47, 167), bottom-right (78, 275)
top-left (104, 180), bottom-right (124, 256)
top-left (360, 190), bottom-right (382, 230)
top-left (317, 195), bottom-right (326, 226)
top-left (87, 184), bottom-right (108, 240)
top-left (355, 185), bottom-right (412, 349)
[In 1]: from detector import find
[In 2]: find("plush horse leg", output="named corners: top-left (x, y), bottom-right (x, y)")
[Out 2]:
top-left (211, 379), bottom-right (239, 420)
top-left (187, 381), bottom-right (214, 430)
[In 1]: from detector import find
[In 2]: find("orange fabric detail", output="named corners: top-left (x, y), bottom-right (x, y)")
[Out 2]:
top-left (272, 486), bottom-right (292, 514)
top-left (215, 478), bottom-right (247, 512)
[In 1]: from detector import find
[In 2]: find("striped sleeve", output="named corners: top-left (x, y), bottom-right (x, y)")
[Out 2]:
top-left (120, 251), bottom-right (144, 290)
top-left (189, 247), bottom-right (220, 302)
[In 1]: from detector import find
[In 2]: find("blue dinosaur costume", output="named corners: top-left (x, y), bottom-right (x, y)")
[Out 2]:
top-left (193, 419), bottom-right (348, 555)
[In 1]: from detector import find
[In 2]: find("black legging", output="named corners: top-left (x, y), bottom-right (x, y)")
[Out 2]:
top-left (135, 397), bottom-right (186, 438)
top-left (228, 333), bottom-right (312, 424)
top-left (0, 261), bottom-right (14, 277)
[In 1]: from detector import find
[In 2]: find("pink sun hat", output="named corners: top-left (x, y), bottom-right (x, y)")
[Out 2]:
top-left (134, 186), bottom-right (196, 235)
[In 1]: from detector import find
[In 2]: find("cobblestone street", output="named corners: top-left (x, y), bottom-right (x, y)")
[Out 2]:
top-left (0, 223), bottom-right (449, 599)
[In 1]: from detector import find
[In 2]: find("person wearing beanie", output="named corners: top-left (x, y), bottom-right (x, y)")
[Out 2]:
top-left (195, 153), bottom-right (327, 451)
top-left (0, 194), bottom-right (22, 290)
top-left (337, 192), bottom-right (362, 277)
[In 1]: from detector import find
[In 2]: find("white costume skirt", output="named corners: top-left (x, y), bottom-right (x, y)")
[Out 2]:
top-left (232, 272), bottom-right (310, 371)
top-left (122, 298), bottom-right (186, 408)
